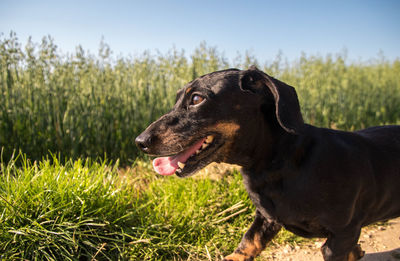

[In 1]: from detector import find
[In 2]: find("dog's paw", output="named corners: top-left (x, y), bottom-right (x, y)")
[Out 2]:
top-left (348, 244), bottom-right (365, 261)
top-left (222, 253), bottom-right (254, 261)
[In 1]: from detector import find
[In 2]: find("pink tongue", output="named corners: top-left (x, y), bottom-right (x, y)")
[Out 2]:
top-left (152, 138), bottom-right (206, 176)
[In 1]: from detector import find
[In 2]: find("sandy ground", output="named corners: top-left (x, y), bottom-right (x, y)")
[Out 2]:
top-left (261, 217), bottom-right (400, 261)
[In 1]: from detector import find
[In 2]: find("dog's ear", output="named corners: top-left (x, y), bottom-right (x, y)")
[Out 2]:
top-left (239, 66), bottom-right (304, 134)
top-left (238, 65), bottom-right (266, 94)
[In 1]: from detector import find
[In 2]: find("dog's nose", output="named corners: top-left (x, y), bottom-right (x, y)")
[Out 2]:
top-left (135, 132), bottom-right (153, 153)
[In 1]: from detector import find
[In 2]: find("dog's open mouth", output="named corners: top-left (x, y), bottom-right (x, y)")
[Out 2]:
top-left (152, 135), bottom-right (215, 177)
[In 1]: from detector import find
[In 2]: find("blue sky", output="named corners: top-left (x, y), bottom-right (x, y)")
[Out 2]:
top-left (1, 0), bottom-right (399, 63)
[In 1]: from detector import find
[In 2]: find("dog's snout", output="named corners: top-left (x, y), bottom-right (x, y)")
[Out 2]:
top-left (135, 132), bottom-right (153, 153)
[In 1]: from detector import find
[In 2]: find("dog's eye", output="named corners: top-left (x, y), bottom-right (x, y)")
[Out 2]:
top-left (190, 95), bottom-right (205, 106)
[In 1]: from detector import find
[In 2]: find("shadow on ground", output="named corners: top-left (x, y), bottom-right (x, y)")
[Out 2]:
top-left (361, 248), bottom-right (400, 261)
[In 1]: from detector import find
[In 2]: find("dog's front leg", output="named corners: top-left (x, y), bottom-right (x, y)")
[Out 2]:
top-left (321, 228), bottom-right (364, 261)
top-left (223, 211), bottom-right (281, 261)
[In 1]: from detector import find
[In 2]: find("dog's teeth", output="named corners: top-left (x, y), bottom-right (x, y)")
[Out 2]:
top-left (196, 149), bottom-right (201, 154)
top-left (201, 143), bottom-right (209, 150)
top-left (177, 162), bottom-right (185, 169)
top-left (205, 135), bottom-right (214, 144)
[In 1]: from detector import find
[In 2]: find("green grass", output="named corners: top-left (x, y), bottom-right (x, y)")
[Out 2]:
top-left (1, 153), bottom-right (304, 260)
top-left (0, 153), bottom-right (134, 260)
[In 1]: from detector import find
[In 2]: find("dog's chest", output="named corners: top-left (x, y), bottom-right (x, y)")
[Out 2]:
top-left (242, 171), bottom-right (294, 218)
top-left (242, 170), bottom-right (327, 236)
top-left (245, 181), bottom-right (302, 221)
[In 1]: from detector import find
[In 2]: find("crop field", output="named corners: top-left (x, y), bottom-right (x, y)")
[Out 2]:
top-left (0, 33), bottom-right (400, 260)
top-left (1, 33), bottom-right (399, 165)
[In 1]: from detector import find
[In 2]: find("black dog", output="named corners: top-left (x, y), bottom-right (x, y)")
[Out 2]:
top-left (135, 66), bottom-right (400, 261)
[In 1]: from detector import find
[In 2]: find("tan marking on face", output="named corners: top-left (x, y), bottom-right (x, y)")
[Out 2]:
top-left (207, 122), bottom-right (240, 137)
top-left (203, 121), bottom-right (240, 161)
top-left (158, 121), bottom-right (240, 147)
top-left (154, 121), bottom-right (241, 158)
top-left (185, 87), bottom-right (192, 94)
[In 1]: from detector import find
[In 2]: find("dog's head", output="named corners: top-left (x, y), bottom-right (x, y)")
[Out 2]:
top-left (135, 66), bottom-right (304, 177)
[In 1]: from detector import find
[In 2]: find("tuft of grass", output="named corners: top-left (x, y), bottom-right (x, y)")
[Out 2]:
top-left (1, 153), bottom-right (305, 260)
top-left (127, 167), bottom-right (255, 260)
top-left (0, 153), bottom-right (138, 260)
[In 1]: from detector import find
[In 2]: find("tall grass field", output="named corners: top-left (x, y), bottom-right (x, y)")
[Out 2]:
top-left (1, 32), bottom-right (400, 260)
top-left (1, 33), bottom-right (399, 164)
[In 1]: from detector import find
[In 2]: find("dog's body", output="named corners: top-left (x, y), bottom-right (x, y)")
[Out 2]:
top-left (136, 67), bottom-right (400, 261)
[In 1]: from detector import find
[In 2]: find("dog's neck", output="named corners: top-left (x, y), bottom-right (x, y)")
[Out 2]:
top-left (254, 133), bottom-right (297, 170)
top-left (228, 119), bottom-right (297, 172)
top-left (240, 125), bottom-right (312, 180)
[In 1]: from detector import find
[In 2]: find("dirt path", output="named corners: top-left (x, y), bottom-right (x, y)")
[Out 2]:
top-left (261, 218), bottom-right (400, 261)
